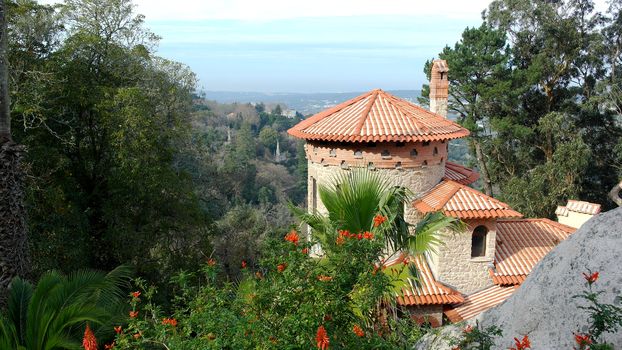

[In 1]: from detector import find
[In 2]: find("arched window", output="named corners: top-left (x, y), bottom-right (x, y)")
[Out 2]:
top-left (471, 225), bottom-right (488, 258)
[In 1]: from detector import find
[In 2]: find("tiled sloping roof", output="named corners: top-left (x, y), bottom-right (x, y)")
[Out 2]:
top-left (413, 180), bottom-right (523, 219)
top-left (444, 285), bottom-right (518, 322)
top-left (444, 162), bottom-right (480, 185)
top-left (287, 89), bottom-right (469, 143)
top-left (556, 200), bottom-right (601, 217)
top-left (386, 254), bottom-right (464, 306)
top-left (491, 219), bottom-right (575, 286)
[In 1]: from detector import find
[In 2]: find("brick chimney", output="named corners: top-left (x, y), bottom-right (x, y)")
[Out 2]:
top-left (429, 59), bottom-right (449, 118)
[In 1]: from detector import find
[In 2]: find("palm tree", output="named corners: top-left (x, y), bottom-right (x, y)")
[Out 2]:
top-left (0, 0), bottom-right (29, 304)
top-left (0, 266), bottom-right (131, 349)
top-left (294, 169), bottom-right (461, 259)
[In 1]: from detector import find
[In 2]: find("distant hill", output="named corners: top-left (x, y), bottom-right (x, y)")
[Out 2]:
top-left (202, 90), bottom-right (422, 115)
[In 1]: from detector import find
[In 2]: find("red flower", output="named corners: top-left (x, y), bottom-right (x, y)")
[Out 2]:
top-left (316, 325), bottom-right (330, 350)
top-left (352, 324), bottom-right (364, 337)
top-left (403, 257), bottom-right (410, 266)
top-left (104, 342), bottom-right (115, 350)
top-left (302, 248), bottom-right (309, 254)
top-left (277, 263), bottom-right (287, 272)
top-left (317, 275), bottom-right (333, 282)
top-left (574, 333), bottom-right (592, 347)
top-left (336, 235), bottom-right (345, 245)
top-left (162, 318), bottom-right (178, 327)
top-left (285, 230), bottom-right (300, 246)
top-left (114, 326), bottom-right (122, 334)
top-left (132, 291), bottom-right (141, 298)
top-left (207, 258), bottom-right (216, 267)
top-left (82, 323), bottom-right (97, 350)
top-left (583, 271), bottom-right (599, 284)
top-left (510, 335), bottom-right (531, 350)
top-left (373, 215), bottom-right (387, 227)
top-left (129, 311), bottom-right (138, 318)
top-left (241, 260), bottom-right (247, 269)
top-left (356, 233), bottom-right (363, 240)
top-left (363, 231), bottom-right (374, 240)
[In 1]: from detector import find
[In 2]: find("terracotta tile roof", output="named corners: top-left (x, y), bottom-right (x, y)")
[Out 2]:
top-left (444, 285), bottom-right (518, 322)
top-left (386, 254), bottom-right (464, 306)
top-left (287, 89), bottom-right (469, 143)
top-left (555, 200), bottom-right (601, 216)
top-left (491, 219), bottom-right (575, 286)
top-left (413, 180), bottom-right (523, 219)
top-left (444, 161), bottom-right (480, 185)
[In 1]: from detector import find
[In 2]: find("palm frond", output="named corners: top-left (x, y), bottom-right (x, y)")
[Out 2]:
top-left (409, 212), bottom-right (464, 255)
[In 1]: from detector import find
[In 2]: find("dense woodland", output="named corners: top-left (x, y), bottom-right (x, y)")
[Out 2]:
top-left (0, 0), bottom-right (620, 348)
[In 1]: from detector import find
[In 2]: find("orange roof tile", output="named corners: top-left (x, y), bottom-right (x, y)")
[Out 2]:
top-left (444, 285), bottom-right (518, 322)
top-left (413, 180), bottom-right (523, 219)
top-left (287, 89), bottom-right (469, 143)
top-left (386, 254), bottom-right (464, 306)
top-left (556, 200), bottom-right (601, 216)
top-left (491, 219), bottom-right (575, 286)
top-left (444, 161), bottom-right (480, 185)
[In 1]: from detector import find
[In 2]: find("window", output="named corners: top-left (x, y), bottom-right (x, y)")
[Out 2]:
top-left (312, 177), bottom-right (317, 213)
top-left (433, 147), bottom-right (438, 156)
top-left (329, 148), bottom-right (336, 157)
top-left (471, 226), bottom-right (488, 258)
top-left (410, 149), bottom-right (418, 157)
top-left (395, 161), bottom-right (402, 169)
top-left (381, 150), bottom-right (391, 158)
top-left (354, 150), bottom-right (363, 158)
top-left (367, 162), bottom-right (375, 171)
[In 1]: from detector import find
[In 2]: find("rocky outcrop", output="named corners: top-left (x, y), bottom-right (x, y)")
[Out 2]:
top-left (415, 208), bottom-right (622, 349)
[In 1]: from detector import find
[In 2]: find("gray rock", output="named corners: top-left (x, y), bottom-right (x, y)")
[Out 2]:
top-left (414, 208), bottom-right (622, 349)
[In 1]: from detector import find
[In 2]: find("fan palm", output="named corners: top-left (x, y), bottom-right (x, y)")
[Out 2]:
top-left (293, 168), bottom-right (462, 258)
top-left (0, 265), bottom-right (131, 350)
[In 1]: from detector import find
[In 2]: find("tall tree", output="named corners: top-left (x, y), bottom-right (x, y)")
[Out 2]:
top-left (0, 0), bottom-right (29, 302)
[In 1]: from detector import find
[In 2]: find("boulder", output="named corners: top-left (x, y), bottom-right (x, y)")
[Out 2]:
top-left (415, 207), bottom-right (622, 349)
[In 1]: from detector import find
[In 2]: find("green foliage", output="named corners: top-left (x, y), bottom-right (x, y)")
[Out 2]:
top-left (449, 322), bottom-right (503, 350)
top-left (0, 266), bottom-right (131, 349)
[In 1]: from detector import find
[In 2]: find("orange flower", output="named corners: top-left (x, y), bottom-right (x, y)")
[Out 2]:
top-left (372, 265), bottom-right (379, 275)
top-left (363, 231), bottom-right (374, 240)
top-left (162, 318), bottom-right (178, 327)
top-left (463, 325), bottom-right (473, 333)
top-left (104, 342), bottom-right (115, 350)
top-left (129, 311), bottom-right (138, 318)
top-left (336, 235), bottom-right (345, 245)
top-left (82, 323), bottom-right (97, 350)
top-left (255, 271), bottom-right (263, 279)
top-left (241, 260), bottom-right (247, 269)
top-left (133, 332), bottom-right (141, 339)
top-left (509, 335), bottom-right (531, 350)
top-left (574, 333), bottom-right (592, 347)
top-left (207, 258), bottom-right (216, 267)
top-left (352, 324), bottom-right (364, 337)
top-left (316, 325), bottom-right (330, 350)
top-left (284, 230), bottom-right (300, 246)
top-left (583, 271), bottom-right (599, 284)
top-left (301, 248), bottom-right (309, 254)
top-left (114, 326), bottom-right (122, 334)
top-left (277, 263), bottom-right (287, 272)
top-left (132, 291), bottom-right (141, 298)
top-left (373, 215), bottom-right (387, 227)
top-left (317, 275), bottom-right (333, 282)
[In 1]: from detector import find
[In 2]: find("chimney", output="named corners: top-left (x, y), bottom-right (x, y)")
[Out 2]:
top-left (429, 59), bottom-right (449, 118)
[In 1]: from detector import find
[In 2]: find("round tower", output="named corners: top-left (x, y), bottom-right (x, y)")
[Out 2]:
top-left (287, 86), bottom-right (469, 224)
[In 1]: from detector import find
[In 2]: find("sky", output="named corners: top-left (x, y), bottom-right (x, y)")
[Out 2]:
top-left (40, 0), bottom-right (609, 93)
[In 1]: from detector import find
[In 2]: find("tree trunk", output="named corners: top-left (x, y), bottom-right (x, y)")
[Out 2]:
top-left (472, 138), bottom-right (494, 196)
top-left (0, 0), bottom-right (30, 305)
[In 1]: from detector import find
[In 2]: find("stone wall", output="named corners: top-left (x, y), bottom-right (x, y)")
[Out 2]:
top-left (429, 219), bottom-right (496, 294)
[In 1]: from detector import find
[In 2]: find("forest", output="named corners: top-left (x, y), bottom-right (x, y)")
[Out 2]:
top-left (0, 0), bottom-right (620, 349)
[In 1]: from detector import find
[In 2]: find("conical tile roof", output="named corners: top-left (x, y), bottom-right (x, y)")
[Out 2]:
top-left (287, 89), bottom-right (469, 143)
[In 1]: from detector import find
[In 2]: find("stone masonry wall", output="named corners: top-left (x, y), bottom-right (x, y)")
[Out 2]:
top-left (429, 219), bottom-right (496, 294)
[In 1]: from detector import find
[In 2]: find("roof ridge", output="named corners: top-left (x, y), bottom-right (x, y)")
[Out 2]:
top-left (381, 91), bottom-right (433, 134)
top-left (289, 90), bottom-right (373, 132)
top-left (353, 89), bottom-right (379, 136)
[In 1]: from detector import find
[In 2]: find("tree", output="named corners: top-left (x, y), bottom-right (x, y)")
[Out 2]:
top-left (272, 104), bottom-right (282, 116)
top-left (0, 0), bottom-right (29, 303)
top-left (258, 126), bottom-right (278, 152)
top-left (0, 266), bottom-right (131, 349)
top-left (420, 24), bottom-right (512, 196)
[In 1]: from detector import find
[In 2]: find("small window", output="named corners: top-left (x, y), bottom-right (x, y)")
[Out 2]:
top-left (340, 160), bottom-right (348, 169)
top-left (329, 149), bottom-right (336, 157)
top-left (381, 150), bottom-right (391, 158)
top-left (410, 149), bottom-right (418, 157)
top-left (320, 158), bottom-right (326, 166)
top-left (433, 147), bottom-right (438, 156)
top-left (367, 162), bottom-right (375, 171)
top-left (441, 140), bottom-right (446, 144)
top-left (354, 150), bottom-right (363, 158)
top-left (422, 160), bottom-right (428, 166)
top-left (395, 161), bottom-right (402, 169)
top-left (471, 226), bottom-right (488, 258)
top-left (422, 141), bottom-right (430, 147)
